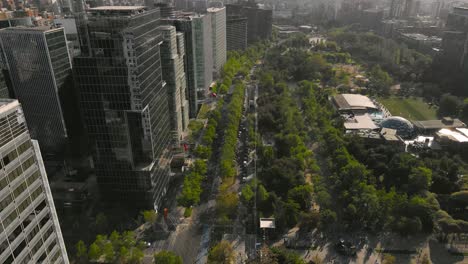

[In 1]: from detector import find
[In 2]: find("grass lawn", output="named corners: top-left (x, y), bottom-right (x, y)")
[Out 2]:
top-left (378, 96), bottom-right (437, 121)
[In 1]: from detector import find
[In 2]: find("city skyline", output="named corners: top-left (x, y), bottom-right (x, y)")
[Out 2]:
top-left (1, 0), bottom-right (466, 263)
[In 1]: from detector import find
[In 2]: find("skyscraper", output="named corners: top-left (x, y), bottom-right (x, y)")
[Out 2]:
top-left (174, 0), bottom-right (189, 11)
top-left (0, 72), bottom-right (10, 98)
top-left (74, 6), bottom-right (172, 209)
top-left (193, 0), bottom-right (208, 13)
top-left (403, 0), bottom-right (419, 17)
top-left (0, 99), bottom-right (69, 264)
top-left (226, 15), bottom-right (247, 51)
top-left (226, 3), bottom-right (272, 44)
top-left (155, 2), bottom-right (176, 17)
top-left (193, 13), bottom-right (213, 98)
top-left (164, 12), bottom-right (213, 116)
top-left (0, 27), bottom-right (78, 156)
top-left (390, 0), bottom-right (405, 18)
top-left (442, 7), bottom-right (468, 67)
top-left (430, 1), bottom-right (442, 18)
top-left (207, 7), bottom-right (227, 76)
top-left (176, 33), bottom-right (190, 135)
top-left (160, 25), bottom-right (189, 145)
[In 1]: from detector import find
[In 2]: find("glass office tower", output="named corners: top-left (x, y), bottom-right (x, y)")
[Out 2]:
top-left (164, 13), bottom-right (213, 116)
top-left (0, 27), bottom-right (74, 155)
top-left (226, 15), bottom-right (247, 51)
top-left (0, 99), bottom-right (69, 264)
top-left (226, 3), bottom-right (272, 45)
top-left (74, 6), bottom-right (172, 210)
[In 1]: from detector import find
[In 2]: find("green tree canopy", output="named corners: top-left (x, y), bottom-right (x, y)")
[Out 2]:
top-left (208, 241), bottom-right (235, 264)
top-left (88, 242), bottom-right (100, 261)
top-left (154, 250), bottom-right (183, 264)
top-left (408, 167), bottom-right (432, 194)
top-left (287, 185), bottom-right (313, 210)
top-left (142, 210), bottom-right (158, 225)
top-left (271, 247), bottom-right (306, 264)
top-left (75, 240), bottom-right (87, 261)
top-left (461, 98), bottom-right (468, 121)
top-left (103, 242), bottom-right (115, 262)
top-left (438, 93), bottom-right (461, 117)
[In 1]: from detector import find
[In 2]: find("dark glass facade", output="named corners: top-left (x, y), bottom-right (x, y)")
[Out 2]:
top-left (0, 72), bottom-right (10, 98)
top-left (0, 27), bottom-right (72, 155)
top-left (227, 15), bottom-right (247, 51)
top-left (73, 7), bottom-right (171, 209)
top-left (226, 4), bottom-right (272, 44)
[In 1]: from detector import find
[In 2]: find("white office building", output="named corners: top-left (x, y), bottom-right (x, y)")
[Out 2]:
top-left (0, 99), bottom-right (69, 264)
top-left (208, 7), bottom-right (227, 77)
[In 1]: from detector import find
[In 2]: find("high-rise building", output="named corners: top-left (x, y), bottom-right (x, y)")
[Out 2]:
top-left (442, 7), bottom-right (468, 68)
top-left (74, 6), bottom-right (172, 209)
top-left (226, 15), bottom-right (247, 51)
top-left (226, 3), bottom-right (272, 44)
top-left (207, 7), bottom-right (226, 76)
top-left (0, 27), bottom-right (80, 156)
top-left (430, 1), bottom-right (442, 18)
top-left (144, 0), bottom-right (176, 17)
top-left (193, 0), bottom-right (208, 13)
top-left (58, 0), bottom-right (73, 13)
top-left (360, 9), bottom-right (384, 31)
top-left (403, 0), bottom-right (419, 17)
top-left (160, 25), bottom-right (189, 145)
top-left (0, 73), bottom-right (10, 98)
top-left (193, 13), bottom-right (213, 98)
top-left (174, 0), bottom-right (188, 11)
top-left (164, 12), bottom-right (213, 116)
top-left (0, 16), bottom-right (33, 29)
top-left (390, 0), bottom-right (405, 18)
top-left (176, 32), bottom-right (190, 134)
top-left (53, 18), bottom-right (81, 59)
top-left (0, 99), bottom-right (69, 264)
top-left (156, 2), bottom-right (176, 17)
top-left (164, 17), bottom-right (198, 118)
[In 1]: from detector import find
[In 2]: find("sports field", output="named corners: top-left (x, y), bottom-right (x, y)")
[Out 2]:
top-left (378, 97), bottom-right (437, 121)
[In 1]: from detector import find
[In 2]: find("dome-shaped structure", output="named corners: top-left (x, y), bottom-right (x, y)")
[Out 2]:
top-left (380, 116), bottom-right (414, 138)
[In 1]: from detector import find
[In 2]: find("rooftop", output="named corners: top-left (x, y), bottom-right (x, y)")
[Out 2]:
top-left (0, 99), bottom-right (20, 117)
top-left (88, 6), bottom-right (146, 11)
top-left (380, 128), bottom-right (400, 141)
top-left (413, 118), bottom-right (466, 130)
top-left (159, 25), bottom-right (175, 30)
top-left (207, 7), bottom-right (225, 12)
top-left (88, 6), bottom-right (147, 16)
top-left (343, 113), bottom-right (379, 130)
top-left (2, 26), bottom-right (60, 32)
top-left (401, 33), bottom-right (442, 42)
top-left (436, 128), bottom-right (468, 143)
top-left (333, 94), bottom-right (378, 111)
top-left (164, 12), bottom-right (205, 20)
top-left (0, 99), bottom-right (18, 108)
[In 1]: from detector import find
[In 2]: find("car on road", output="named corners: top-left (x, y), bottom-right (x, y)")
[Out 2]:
top-left (335, 239), bottom-right (357, 256)
top-left (242, 174), bottom-right (254, 183)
